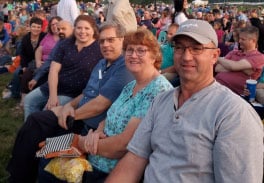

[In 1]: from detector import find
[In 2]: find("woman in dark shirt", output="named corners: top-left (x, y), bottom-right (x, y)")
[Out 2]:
top-left (19, 17), bottom-right (46, 106)
top-left (24, 15), bottom-right (103, 119)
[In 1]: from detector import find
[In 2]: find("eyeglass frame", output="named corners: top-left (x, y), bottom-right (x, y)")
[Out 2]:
top-left (98, 36), bottom-right (122, 44)
top-left (171, 42), bottom-right (217, 55)
top-left (125, 47), bottom-right (149, 57)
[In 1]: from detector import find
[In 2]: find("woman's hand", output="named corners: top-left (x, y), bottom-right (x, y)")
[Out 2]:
top-left (36, 60), bottom-right (44, 68)
top-left (78, 129), bottom-right (107, 155)
top-left (28, 79), bottom-right (37, 90)
top-left (45, 96), bottom-right (60, 110)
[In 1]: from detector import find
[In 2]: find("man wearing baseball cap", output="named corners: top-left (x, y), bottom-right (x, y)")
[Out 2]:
top-left (106, 19), bottom-right (263, 183)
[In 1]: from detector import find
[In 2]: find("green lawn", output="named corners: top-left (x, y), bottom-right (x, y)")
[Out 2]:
top-left (0, 73), bottom-right (23, 183)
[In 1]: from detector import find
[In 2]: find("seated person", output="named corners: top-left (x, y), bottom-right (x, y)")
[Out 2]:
top-left (215, 26), bottom-right (264, 95)
top-left (1, 25), bottom-right (28, 99)
top-left (224, 27), bottom-right (240, 51)
top-left (0, 25), bottom-right (28, 75)
top-left (160, 23), bottom-right (179, 86)
top-left (20, 16), bottom-right (62, 107)
top-left (154, 9), bottom-right (171, 36)
top-left (106, 19), bottom-right (263, 183)
top-left (26, 20), bottom-right (74, 96)
top-left (39, 28), bottom-right (173, 182)
top-left (34, 16), bottom-right (61, 73)
top-left (34, 9), bottom-right (49, 33)
top-left (157, 30), bottom-right (167, 44)
top-left (243, 68), bottom-right (264, 119)
top-left (18, 17), bottom-right (46, 106)
top-left (23, 15), bottom-right (103, 121)
top-left (256, 84), bottom-right (264, 105)
top-left (213, 20), bottom-right (225, 44)
top-left (139, 10), bottom-right (153, 30)
top-left (0, 19), bottom-right (10, 66)
top-left (0, 56), bottom-right (20, 75)
top-left (4, 17), bottom-right (45, 101)
top-left (6, 22), bottom-right (134, 183)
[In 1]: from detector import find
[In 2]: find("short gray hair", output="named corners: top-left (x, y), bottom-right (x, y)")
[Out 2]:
top-left (99, 21), bottom-right (126, 37)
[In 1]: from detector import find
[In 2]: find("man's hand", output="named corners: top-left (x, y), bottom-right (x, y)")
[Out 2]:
top-left (243, 85), bottom-right (250, 97)
top-left (28, 79), bottom-right (37, 90)
top-left (56, 103), bottom-right (75, 129)
top-left (50, 105), bottom-right (65, 127)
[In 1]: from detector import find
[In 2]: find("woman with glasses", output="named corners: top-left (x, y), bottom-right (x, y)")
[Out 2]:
top-left (20, 16), bottom-right (62, 108)
top-left (75, 28), bottom-right (173, 182)
top-left (22, 15), bottom-right (103, 120)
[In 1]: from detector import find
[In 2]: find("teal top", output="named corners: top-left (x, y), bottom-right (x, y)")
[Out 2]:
top-left (161, 42), bottom-right (174, 70)
top-left (158, 31), bottom-right (167, 44)
top-left (88, 75), bottom-right (173, 173)
top-left (258, 68), bottom-right (264, 83)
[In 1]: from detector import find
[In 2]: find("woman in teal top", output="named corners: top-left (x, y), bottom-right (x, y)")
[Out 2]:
top-left (159, 23), bottom-right (179, 86)
top-left (78, 29), bottom-right (173, 182)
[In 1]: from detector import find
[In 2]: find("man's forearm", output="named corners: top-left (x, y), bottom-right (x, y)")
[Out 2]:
top-left (74, 96), bottom-right (112, 120)
top-left (67, 94), bottom-right (83, 109)
top-left (105, 152), bottom-right (148, 183)
top-left (215, 63), bottom-right (229, 72)
top-left (218, 57), bottom-right (252, 71)
top-left (217, 57), bottom-right (233, 70)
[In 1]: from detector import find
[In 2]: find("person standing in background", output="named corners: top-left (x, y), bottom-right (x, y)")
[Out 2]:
top-left (173, 0), bottom-right (188, 25)
top-left (106, 0), bottom-right (137, 33)
top-left (57, 0), bottom-right (79, 25)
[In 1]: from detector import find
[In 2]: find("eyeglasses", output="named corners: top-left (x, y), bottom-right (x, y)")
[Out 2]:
top-left (99, 37), bottom-right (120, 44)
top-left (125, 48), bottom-right (149, 57)
top-left (172, 43), bottom-right (217, 55)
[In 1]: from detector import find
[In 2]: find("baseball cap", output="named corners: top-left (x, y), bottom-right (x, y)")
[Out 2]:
top-left (172, 19), bottom-right (218, 46)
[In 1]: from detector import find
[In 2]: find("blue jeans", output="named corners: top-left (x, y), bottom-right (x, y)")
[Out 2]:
top-left (0, 66), bottom-right (8, 74)
top-left (10, 66), bottom-right (22, 98)
top-left (24, 87), bottom-right (73, 121)
top-left (0, 55), bottom-right (11, 66)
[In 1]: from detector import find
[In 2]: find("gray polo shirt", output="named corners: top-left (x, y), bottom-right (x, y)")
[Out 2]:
top-left (128, 81), bottom-right (263, 183)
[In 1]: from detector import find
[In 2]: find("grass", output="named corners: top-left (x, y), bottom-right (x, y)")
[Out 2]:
top-left (0, 73), bottom-right (23, 183)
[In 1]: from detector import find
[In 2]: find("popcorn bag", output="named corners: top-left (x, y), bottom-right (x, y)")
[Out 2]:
top-left (44, 157), bottom-right (93, 183)
top-left (36, 133), bottom-right (93, 182)
top-left (36, 133), bottom-right (84, 158)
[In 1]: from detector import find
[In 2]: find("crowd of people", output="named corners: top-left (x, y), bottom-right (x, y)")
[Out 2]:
top-left (0, 0), bottom-right (263, 182)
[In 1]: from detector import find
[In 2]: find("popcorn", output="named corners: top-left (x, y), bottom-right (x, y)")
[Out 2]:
top-left (45, 157), bottom-right (93, 183)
